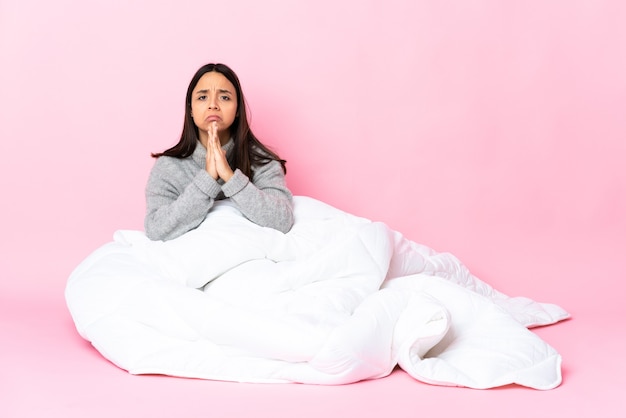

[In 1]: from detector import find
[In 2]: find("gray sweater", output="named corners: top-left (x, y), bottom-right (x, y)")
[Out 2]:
top-left (145, 140), bottom-right (294, 241)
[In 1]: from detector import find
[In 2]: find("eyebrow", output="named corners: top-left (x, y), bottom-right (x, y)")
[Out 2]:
top-left (195, 89), bottom-right (233, 95)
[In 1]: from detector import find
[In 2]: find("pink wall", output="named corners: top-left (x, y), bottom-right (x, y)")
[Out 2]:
top-left (1, 0), bottom-right (624, 313)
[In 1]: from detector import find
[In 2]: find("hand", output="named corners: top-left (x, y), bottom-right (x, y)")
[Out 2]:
top-left (205, 122), bottom-right (219, 179)
top-left (206, 122), bottom-right (234, 182)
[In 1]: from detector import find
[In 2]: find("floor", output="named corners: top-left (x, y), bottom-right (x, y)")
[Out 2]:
top-left (1, 289), bottom-right (623, 418)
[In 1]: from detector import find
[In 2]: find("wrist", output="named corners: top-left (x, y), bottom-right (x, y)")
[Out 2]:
top-left (221, 169), bottom-right (234, 183)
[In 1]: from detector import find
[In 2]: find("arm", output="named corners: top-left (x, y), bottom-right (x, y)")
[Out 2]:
top-left (221, 160), bottom-right (295, 233)
top-left (144, 158), bottom-right (222, 241)
top-left (206, 127), bottom-right (294, 233)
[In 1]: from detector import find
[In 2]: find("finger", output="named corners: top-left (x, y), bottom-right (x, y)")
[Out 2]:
top-left (211, 121), bottom-right (218, 143)
top-left (206, 122), bottom-right (214, 144)
top-left (206, 146), bottom-right (218, 179)
top-left (212, 131), bottom-right (223, 156)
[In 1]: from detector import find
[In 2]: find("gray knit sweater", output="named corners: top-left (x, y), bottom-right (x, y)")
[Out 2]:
top-left (144, 139), bottom-right (294, 241)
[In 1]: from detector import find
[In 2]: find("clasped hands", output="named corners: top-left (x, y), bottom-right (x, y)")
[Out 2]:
top-left (206, 121), bottom-right (234, 182)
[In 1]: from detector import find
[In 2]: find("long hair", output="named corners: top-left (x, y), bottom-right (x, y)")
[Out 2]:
top-left (151, 63), bottom-right (287, 176)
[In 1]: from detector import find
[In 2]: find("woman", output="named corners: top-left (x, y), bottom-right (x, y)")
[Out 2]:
top-left (145, 63), bottom-right (294, 241)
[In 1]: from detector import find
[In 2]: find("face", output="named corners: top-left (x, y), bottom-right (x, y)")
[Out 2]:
top-left (190, 71), bottom-right (238, 144)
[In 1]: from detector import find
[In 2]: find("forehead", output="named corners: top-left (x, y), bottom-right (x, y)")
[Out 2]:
top-left (193, 71), bottom-right (236, 93)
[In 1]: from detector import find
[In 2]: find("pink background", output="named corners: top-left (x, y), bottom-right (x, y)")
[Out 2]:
top-left (1, 0), bottom-right (625, 417)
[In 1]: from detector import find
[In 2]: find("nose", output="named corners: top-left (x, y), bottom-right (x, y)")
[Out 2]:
top-left (208, 95), bottom-right (219, 110)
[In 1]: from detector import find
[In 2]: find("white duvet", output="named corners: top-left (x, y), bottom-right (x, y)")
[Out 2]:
top-left (65, 196), bottom-right (569, 389)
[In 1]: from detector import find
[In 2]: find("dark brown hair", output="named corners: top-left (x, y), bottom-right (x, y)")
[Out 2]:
top-left (151, 63), bottom-right (286, 176)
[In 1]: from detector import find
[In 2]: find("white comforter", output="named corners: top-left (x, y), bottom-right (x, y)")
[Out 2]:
top-left (65, 196), bottom-right (569, 389)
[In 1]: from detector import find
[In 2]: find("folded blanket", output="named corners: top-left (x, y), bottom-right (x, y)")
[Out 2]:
top-left (65, 196), bottom-right (569, 388)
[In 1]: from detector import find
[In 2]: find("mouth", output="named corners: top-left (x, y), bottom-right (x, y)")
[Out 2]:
top-left (206, 115), bottom-right (221, 122)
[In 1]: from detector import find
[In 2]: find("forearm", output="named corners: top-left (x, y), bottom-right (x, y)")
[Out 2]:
top-left (145, 170), bottom-right (221, 240)
top-left (222, 164), bottom-right (294, 233)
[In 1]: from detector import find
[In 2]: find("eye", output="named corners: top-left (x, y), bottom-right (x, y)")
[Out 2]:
top-left (220, 95), bottom-right (230, 101)
top-left (197, 95), bottom-right (207, 101)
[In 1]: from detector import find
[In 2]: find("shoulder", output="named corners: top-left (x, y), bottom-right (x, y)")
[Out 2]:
top-left (249, 142), bottom-right (284, 169)
top-left (151, 142), bottom-right (204, 171)
top-left (147, 155), bottom-right (195, 186)
top-left (251, 159), bottom-right (286, 184)
top-left (151, 155), bottom-right (184, 174)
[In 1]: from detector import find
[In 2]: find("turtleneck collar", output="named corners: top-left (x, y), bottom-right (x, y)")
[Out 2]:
top-left (192, 138), bottom-right (234, 167)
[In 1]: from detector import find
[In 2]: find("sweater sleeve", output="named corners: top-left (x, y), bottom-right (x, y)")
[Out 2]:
top-left (221, 160), bottom-right (295, 233)
top-left (144, 158), bottom-right (222, 241)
